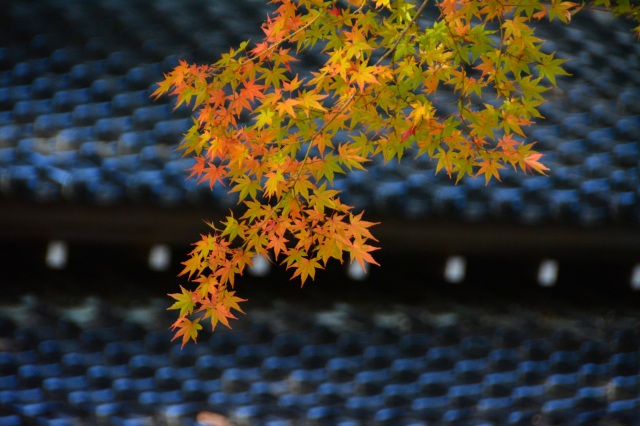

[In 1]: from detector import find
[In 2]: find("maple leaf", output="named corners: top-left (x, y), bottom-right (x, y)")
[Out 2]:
top-left (263, 66), bottom-right (288, 88)
top-left (497, 134), bottom-right (519, 156)
top-left (316, 236), bottom-right (343, 265)
top-left (230, 175), bottom-right (261, 201)
top-left (409, 101), bottom-right (432, 126)
top-left (290, 256), bottom-right (323, 285)
top-left (476, 157), bottom-right (503, 185)
top-left (255, 108), bottom-right (275, 128)
top-left (474, 56), bottom-right (495, 79)
top-left (548, 0), bottom-right (580, 23)
top-left (240, 80), bottom-right (266, 103)
top-left (223, 290), bottom-right (247, 315)
top-left (532, 8), bottom-right (547, 20)
top-left (350, 63), bottom-right (380, 91)
top-left (298, 90), bottom-right (327, 117)
top-left (202, 296), bottom-right (237, 330)
top-left (309, 185), bottom-right (339, 213)
top-left (267, 232), bottom-right (289, 259)
top-left (194, 274), bottom-right (218, 300)
top-left (264, 169), bottom-right (286, 198)
top-left (276, 97), bottom-right (301, 118)
top-left (171, 317), bottom-right (203, 349)
top-left (348, 212), bottom-right (379, 243)
top-left (343, 26), bottom-right (373, 60)
top-left (434, 148), bottom-right (454, 178)
top-left (282, 75), bottom-right (302, 92)
top-left (167, 285), bottom-right (197, 318)
top-left (187, 155), bottom-right (206, 181)
top-left (200, 163), bottom-right (227, 189)
top-left (439, 0), bottom-right (458, 15)
top-left (338, 144), bottom-right (368, 171)
top-left (251, 41), bottom-right (270, 58)
top-left (502, 112), bottom-right (532, 137)
top-left (349, 239), bottom-right (380, 272)
top-left (179, 254), bottom-right (205, 280)
top-left (221, 215), bottom-right (243, 242)
top-left (522, 152), bottom-right (550, 175)
top-left (152, 77), bottom-right (174, 100)
top-left (401, 126), bottom-right (416, 141)
top-left (536, 53), bottom-right (570, 87)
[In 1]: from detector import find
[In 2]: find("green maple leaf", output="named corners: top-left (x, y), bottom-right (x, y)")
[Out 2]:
top-left (318, 154), bottom-right (345, 184)
top-left (536, 53), bottom-right (570, 87)
top-left (167, 286), bottom-right (196, 318)
top-left (221, 214), bottom-right (242, 242)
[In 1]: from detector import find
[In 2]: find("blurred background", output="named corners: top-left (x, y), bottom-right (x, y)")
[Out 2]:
top-left (0, 0), bottom-right (638, 425)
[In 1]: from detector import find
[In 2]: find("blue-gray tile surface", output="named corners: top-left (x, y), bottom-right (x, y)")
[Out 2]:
top-left (0, 296), bottom-right (638, 425)
top-left (0, 0), bottom-right (638, 228)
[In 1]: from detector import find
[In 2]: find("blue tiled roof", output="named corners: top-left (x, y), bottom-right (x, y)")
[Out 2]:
top-left (0, 296), bottom-right (638, 425)
top-left (0, 0), bottom-right (638, 228)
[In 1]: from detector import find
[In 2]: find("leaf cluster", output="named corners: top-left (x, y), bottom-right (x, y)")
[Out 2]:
top-left (154, 0), bottom-right (640, 345)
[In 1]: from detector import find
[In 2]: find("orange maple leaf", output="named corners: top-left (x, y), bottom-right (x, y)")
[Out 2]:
top-left (240, 80), bottom-right (266, 103)
top-left (276, 98), bottom-right (301, 118)
top-left (291, 257), bottom-right (323, 285)
top-left (200, 163), bottom-right (227, 189)
top-left (338, 144), bottom-right (368, 170)
top-left (523, 152), bottom-right (550, 175)
top-left (251, 41), bottom-right (270, 58)
top-left (347, 212), bottom-right (379, 242)
top-left (349, 239), bottom-right (380, 271)
top-left (497, 134), bottom-right (519, 155)
top-left (171, 317), bottom-right (203, 348)
top-left (267, 232), bottom-right (289, 259)
top-left (476, 157), bottom-right (504, 184)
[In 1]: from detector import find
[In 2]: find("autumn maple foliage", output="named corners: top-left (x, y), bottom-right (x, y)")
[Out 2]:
top-left (153, 0), bottom-right (640, 346)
